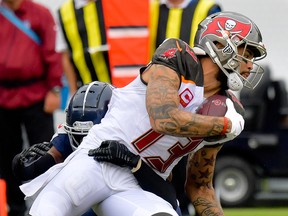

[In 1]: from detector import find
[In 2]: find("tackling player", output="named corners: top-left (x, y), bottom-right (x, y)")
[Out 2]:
top-left (12, 81), bottom-right (113, 216)
top-left (12, 81), bottom-right (113, 182)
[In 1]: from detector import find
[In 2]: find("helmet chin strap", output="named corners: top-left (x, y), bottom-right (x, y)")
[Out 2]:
top-left (205, 42), bottom-right (243, 91)
top-left (227, 72), bottom-right (243, 91)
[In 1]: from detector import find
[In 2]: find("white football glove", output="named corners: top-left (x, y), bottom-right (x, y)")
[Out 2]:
top-left (224, 98), bottom-right (245, 140)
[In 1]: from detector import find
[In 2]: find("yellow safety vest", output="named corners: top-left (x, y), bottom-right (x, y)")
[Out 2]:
top-left (59, 0), bottom-right (111, 86)
top-left (150, 0), bottom-right (219, 58)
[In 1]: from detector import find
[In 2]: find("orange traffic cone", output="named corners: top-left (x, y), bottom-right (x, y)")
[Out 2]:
top-left (0, 179), bottom-right (7, 216)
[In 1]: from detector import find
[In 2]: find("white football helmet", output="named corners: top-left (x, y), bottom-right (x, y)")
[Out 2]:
top-left (194, 12), bottom-right (267, 91)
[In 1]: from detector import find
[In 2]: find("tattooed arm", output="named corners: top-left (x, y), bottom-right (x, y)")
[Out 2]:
top-left (142, 64), bottom-right (232, 138)
top-left (185, 145), bottom-right (224, 216)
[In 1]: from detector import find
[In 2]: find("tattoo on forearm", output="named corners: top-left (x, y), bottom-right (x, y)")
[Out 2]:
top-left (187, 146), bottom-right (224, 216)
top-left (146, 65), bottom-right (225, 137)
top-left (187, 149), bottom-right (215, 188)
top-left (204, 155), bottom-right (215, 166)
top-left (146, 67), bottom-right (180, 132)
top-left (186, 147), bottom-right (224, 216)
top-left (193, 198), bottom-right (223, 216)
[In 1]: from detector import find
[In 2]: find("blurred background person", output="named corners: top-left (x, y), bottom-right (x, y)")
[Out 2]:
top-left (56, 0), bottom-right (149, 96)
top-left (56, 0), bottom-right (111, 96)
top-left (149, 0), bottom-right (221, 58)
top-left (0, 0), bottom-right (62, 215)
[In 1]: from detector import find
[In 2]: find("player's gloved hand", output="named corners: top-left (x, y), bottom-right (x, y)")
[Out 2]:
top-left (224, 98), bottom-right (245, 139)
top-left (12, 142), bottom-right (53, 181)
top-left (88, 140), bottom-right (140, 169)
top-left (204, 98), bottom-right (244, 145)
top-left (18, 142), bottom-right (52, 166)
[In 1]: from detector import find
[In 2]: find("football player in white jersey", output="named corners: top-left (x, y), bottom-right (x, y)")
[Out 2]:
top-left (13, 81), bottom-right (183, 215)
top-left (21, 12), bottom-right (267, 216)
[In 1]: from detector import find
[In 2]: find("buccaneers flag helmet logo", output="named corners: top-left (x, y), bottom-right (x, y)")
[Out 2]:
top-left (160, 48), bottom-right (178, 60)
top-left (201, 17), bottom-right (252, 40)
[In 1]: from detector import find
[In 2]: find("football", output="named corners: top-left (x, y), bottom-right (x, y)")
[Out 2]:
top-left (196, 94), bottom-right (228, 116)
top-left (196, 94), bottom-right (228, 142)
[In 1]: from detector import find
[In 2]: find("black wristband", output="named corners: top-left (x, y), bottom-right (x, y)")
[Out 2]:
top-left (34, 153), bottom-right (56, 178)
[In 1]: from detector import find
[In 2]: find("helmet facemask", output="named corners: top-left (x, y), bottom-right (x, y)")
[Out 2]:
top-left (64, 121), bottom-right (94, 150)
top-left (226, 40), bottom-right (265, 90)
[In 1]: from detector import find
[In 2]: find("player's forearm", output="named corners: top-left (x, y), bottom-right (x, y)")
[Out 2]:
top-left (185, 172), bottom-right (223, 215)
top-left (145, 65), bottom-right (230, 137)
top-left (188, 188), bottom-right (224, 216)
top-left (152, 111), bottom-right (229, 138)
top-left (185, 146), bottom-right (224, 215)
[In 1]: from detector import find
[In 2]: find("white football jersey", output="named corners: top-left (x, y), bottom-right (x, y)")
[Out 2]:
top-left (80, 38), bottom-right (207, 179)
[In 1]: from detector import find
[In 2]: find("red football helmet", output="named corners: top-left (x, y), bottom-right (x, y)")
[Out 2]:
top-left (194, 12), bottom-right (267, 91)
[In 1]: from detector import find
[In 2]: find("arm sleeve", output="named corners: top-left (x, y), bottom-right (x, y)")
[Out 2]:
top-left (51, 133), bottom-right (73, 158)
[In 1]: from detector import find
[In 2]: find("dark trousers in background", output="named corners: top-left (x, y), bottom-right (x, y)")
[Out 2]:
top-left (0, 101), bottom-right (55, 216)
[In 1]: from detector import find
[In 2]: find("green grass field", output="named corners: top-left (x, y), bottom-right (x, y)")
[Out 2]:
top-left (224, 207), bottom-right (288, 216)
